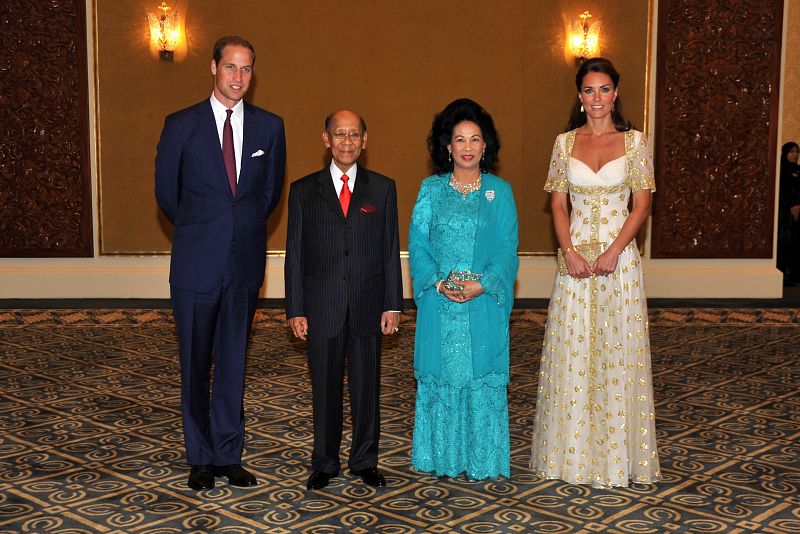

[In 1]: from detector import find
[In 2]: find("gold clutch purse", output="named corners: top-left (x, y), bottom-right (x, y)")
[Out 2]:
top-left (557, 242), bottom-right (607, 276)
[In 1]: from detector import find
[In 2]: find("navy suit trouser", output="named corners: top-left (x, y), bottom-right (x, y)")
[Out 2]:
top-left (170, 255), bottom-right (259, 466)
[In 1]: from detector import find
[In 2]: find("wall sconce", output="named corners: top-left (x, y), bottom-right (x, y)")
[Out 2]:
top-left (568, 11), bottom-right (600, 64)
top-left (146, 2), bottom-right (181, 61)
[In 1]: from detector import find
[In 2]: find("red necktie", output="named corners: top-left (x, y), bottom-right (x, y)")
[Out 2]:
top-left (223, 109), bottom-right (237, 196)
top-left (339, 174), bottom-right (351, 216)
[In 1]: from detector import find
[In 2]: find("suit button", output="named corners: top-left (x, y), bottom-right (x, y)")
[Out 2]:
top-left (344, 250), bottom-right (350, 256)
top-left (342, 276), bottom-right (349, 282)
top-left (233, 202), bottom-right (237, 208)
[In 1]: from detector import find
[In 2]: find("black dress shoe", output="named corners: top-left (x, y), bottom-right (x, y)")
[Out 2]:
top-left (351, 467), bottom-right (386, 487)
top-left (306, 470), bottom-right (336, 490)
top-left (188, 465), bottom-right (215, 491)
top-left (213, 464), bottom-right (257, 487)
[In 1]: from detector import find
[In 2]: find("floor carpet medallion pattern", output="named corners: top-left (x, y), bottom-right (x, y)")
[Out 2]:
top-left (0, 308), bottom-right (798, 533)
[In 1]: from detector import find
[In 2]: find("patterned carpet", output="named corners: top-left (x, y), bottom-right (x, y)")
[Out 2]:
top-left (0, 308), bottom-right (798, 533)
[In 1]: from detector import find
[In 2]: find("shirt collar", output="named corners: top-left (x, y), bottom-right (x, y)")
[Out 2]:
top-left (329, 161), bottom-right (357, 182)
top-left (209, 93), bottom-right (244, 121)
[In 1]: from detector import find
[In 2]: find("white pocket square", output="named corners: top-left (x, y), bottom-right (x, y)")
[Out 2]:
top-left (251, 149), bottom-right (265, 157)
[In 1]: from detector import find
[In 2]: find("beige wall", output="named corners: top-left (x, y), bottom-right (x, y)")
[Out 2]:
top-left (783, 0), bottom-right (800, 146)
top-left (96, 0), bottom-right (649, 254)
top-left (0, 0), bottom-right (783, 299)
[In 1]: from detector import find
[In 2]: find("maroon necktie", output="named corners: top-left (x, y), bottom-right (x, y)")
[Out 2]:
top-left (223, 109), bottom-right (237, 195)
top-left (339, 174), bottom-right (351, 216)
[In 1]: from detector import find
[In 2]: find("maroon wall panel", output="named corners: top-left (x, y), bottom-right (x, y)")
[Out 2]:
top-left (0, 0), bottom-right (93, 257)
top-left (651, 0), bottom-right (782, 258)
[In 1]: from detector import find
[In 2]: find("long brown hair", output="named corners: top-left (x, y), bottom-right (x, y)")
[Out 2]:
top-left (566, 57), bottom-right (633, 132)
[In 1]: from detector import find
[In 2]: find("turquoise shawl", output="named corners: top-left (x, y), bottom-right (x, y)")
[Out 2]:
top-left (409, 173), bottom-right (519, 380)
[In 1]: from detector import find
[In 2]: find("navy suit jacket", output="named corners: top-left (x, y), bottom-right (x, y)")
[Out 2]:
top-left (155, 99), bottom-right (286, 292)
top-left (284, 166), bottom-right (404, 338)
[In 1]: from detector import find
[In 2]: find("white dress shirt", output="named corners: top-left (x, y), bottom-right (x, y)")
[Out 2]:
top-left (330, 161), bottom-right (357, 195)
top-left (210, 94), bottom-right (244, 181)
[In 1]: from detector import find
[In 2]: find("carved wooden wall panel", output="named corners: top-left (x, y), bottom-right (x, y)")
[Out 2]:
top-left (651, 0), bottom-right (782, 258)
top-left (0, 0), bottom-right (92, 257)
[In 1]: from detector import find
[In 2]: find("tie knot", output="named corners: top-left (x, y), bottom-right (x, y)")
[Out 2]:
top-left (226, 109), bottom-right (233, 119)
top-left (341, 174), bottom-right (349, 184)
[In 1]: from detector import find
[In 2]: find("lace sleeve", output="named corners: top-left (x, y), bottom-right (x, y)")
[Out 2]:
top-left (543, 134), bottom-right (569, 192)
top-left (627, 130), bottom-right (656, 192)
top-left (480, 271), bottom-right (506, 307)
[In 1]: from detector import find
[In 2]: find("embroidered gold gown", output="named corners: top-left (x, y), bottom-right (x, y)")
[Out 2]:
top-left (530, 129), bottom-right (661, 488)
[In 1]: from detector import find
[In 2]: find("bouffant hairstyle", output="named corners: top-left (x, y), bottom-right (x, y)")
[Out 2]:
top-left (428, 98), bottom-right (500, 175)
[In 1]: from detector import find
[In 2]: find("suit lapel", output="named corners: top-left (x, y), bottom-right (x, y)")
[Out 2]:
top-left (200, 101), bottom-right (231, 196)
top-left (200, 102), bottom-right (231, 197)
top-left (239, 103), bottom-right (258, 197)
top-left (316, 167), bottom-right (346, 221)
top-left (316, 164), bottom-right (371, 220)
top-left (349, 167), bottom-right (370, 215)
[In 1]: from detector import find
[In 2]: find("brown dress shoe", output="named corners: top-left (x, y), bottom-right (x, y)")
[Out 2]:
top-left (213, 464), bottom-right (257, 487)
top-left (188, 465), bottom-right (215, 491)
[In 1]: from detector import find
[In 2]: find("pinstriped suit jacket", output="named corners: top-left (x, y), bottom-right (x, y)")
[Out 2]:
top-left (284, 165), bottom-right (403, 338)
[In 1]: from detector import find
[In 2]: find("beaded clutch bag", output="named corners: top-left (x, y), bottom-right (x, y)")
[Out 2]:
top-left (557, 242), bottom-right (607, 276)
top-left (443, 269), bottom-right (483, 291)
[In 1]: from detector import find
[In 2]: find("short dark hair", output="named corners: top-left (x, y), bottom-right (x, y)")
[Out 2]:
top-left (566, 57), bottom-right (633, 132)
top-left (324, 111), bottom-right (367, 132)
top-left (212, 36), bottom-right (256, 66)
top-left (427, 98), bottom-right (500, 175)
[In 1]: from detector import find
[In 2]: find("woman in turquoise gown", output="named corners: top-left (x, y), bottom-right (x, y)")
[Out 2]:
top-left (409, 99), bottom-right (519, 480)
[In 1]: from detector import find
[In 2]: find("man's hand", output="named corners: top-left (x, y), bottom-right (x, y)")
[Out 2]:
top-left (288, 316), bottom-right (308, 340)
top-left (381, 311), bottom-right (400, 335)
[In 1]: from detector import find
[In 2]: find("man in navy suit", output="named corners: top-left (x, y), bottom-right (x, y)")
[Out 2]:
top-left (155, 36), bottom-right (285, 491)
top-left (285, 110), bottom-right (403, 490)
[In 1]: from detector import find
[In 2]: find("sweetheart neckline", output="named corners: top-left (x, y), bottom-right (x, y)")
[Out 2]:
top-left (570, 155), bottom-right (625, 174)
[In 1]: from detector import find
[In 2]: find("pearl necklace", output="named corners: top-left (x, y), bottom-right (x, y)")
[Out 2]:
top-left (449, 173), bottom-right (481, 198)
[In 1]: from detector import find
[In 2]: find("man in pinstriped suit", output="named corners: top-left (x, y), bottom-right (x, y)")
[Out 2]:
top-left (285, 109), bottom-right (403, 491)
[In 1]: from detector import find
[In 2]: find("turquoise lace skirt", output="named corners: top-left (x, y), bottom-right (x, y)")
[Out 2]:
top-left (411, 375), bottom-right (510, 480)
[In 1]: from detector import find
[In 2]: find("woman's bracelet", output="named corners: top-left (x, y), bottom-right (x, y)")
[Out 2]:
top-left (564, 246), bottom-right (575, 254)
top-left (435, 280), bottom-right (443, 294)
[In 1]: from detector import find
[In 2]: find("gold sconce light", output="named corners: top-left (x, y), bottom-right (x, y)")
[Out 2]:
top-left (568, 11), bottom-right (600, 64)
top-left (146, 2), bottom-right (181, 61)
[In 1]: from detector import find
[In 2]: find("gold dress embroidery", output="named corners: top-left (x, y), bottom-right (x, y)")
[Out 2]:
top-left (532, 129), bottom-right (660, 488)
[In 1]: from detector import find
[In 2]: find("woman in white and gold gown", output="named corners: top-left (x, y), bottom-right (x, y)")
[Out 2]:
top-left (531, 58), bottom-right (661, 488)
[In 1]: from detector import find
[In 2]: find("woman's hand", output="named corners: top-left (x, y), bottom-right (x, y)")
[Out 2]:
top-left (438, 280), bottom-right (483, 303)
top-left (565, 250), bottom-right (593, 279)
top-left (592, 248), bottom-right (620, 276)
top-left (790, 204), bottom-right (800, 222)
top-left (458, 280), bottom-right (484, 302)
top-left (439, 283), bottom-right (464, 303)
